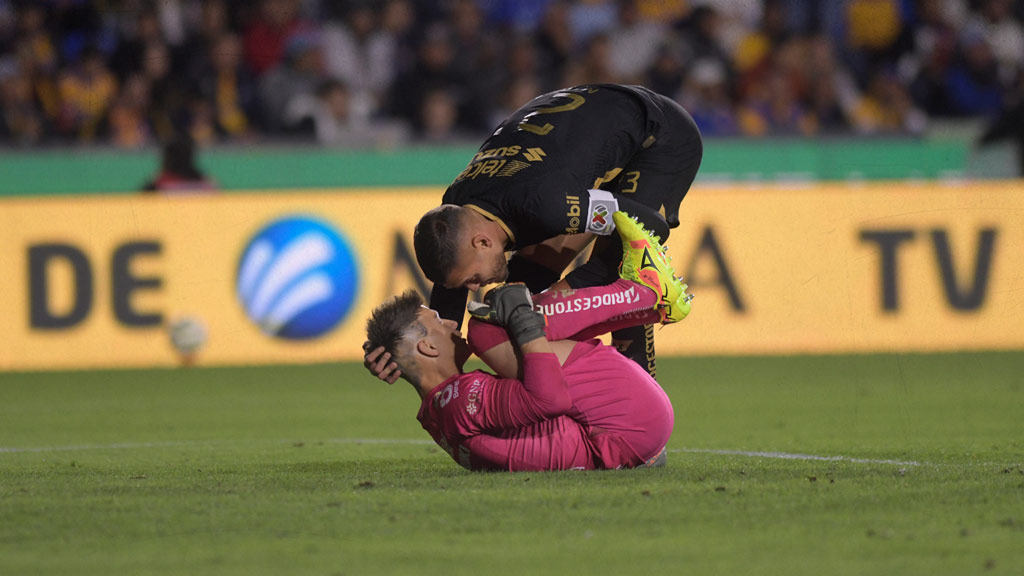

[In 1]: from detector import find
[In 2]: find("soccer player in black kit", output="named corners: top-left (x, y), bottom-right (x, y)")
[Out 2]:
top-left (366, 84), bottom-right (702, 382)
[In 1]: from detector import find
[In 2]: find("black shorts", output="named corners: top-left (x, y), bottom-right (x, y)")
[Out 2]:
top-left (598, 86), bottom-right (703, 228)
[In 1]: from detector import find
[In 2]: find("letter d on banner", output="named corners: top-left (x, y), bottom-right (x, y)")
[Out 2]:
top-left (28, 243), bottom-right (93, 329)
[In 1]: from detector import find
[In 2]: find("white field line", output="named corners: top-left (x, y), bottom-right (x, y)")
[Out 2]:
top-left (0, 438), bottom-right (434, 453)
top-left (671, 448), bottom-right (920, 467)
top-left (0, 441), bottom-right (203, 453)
top-left (1, 439), bottom-right (918, 465)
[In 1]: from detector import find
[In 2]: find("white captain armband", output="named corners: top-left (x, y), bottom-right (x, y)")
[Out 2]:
top-left (585, 189), bottom-right (619, 235)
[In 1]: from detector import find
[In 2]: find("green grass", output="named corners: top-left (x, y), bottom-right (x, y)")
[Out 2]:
top-left (2, 353), bottom-right (1023, 575)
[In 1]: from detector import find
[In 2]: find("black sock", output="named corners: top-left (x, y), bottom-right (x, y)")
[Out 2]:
top-left (611, 324), bottom-right (656, 380)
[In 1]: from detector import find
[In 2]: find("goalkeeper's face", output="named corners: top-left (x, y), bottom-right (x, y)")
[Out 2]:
top-left (419, 307), bottom-right (471, 370)
top-left (446, 243), bottom-right (509, 292)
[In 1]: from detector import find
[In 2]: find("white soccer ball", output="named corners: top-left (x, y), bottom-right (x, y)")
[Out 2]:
top-left (168, 316), bottom-right (208, 355)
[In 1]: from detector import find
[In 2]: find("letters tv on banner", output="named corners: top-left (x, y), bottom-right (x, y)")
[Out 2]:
top-left (0, 183), bottom-right (1022, 371)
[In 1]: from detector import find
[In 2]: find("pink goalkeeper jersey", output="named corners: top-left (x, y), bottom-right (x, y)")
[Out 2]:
top-left (417, 341), bottom-right (673, 471)
top-left (417, 352), bottom-right (598, 471)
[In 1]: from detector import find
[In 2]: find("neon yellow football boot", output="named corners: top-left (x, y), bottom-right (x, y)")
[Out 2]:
top-left (614, 211), bottom-right (693, 323)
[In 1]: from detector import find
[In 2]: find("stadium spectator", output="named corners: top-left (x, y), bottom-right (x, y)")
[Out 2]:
top-left (108, 73), bottom-right (152, 148)
top-left (534, 1), bottom-right (574, 91)
top-left (567, 0), bottom-right (617, 43)
top-left (183, 0), bottom-right (233, 81)
top-left (379, 0), bottom-right (418, 78)
top-left (155, 0), bottom-right (188, 48)
top-left (48, 0), bottom-right (103, 64)
top-left (677, 5), bottom-right (732, 76)
top-left (681, 58), bottom-right (739, 137)
top-left (971, 0), bottom-right (1024, 81)
top-left (1, 0), bottom-right (1022, 147)
top-left (258, 29), bottom-right (324, 133)
top-left (908, 0), bottom-right (960, 117)
top-left (387, 23), bottom-right (473, 134)
top-left (10, 5), bottom-right (59, 132)
top-left (505, 32), bottom-right (543, 89)
top-left (191, 32), bottom-right (257, 140)
top-left (729, 0), bottom-right (784, 96)
top-left (139, 40), bottom-right (187, 142)
top-left (448, 0), bottom-right (498, 83)
top-left (0, 63), bottom-right (46, 145)
top-left (109, 8), bottom-right (165, 83)
top-left (607, 0), bottom-right (667, 84)
top-left (448, 0), bottom-right (501, 130)
top-left (839, 0), bottom-right (911, 80)
top-left (702, 0), bottom-right (764, 56)
top-left (486, 32), bottom-right (548, 129)
top-left (636, 0), bottom-right (688, 23)
top-left (243, 0), bottom-right (308, 77)
top-left (480, 0), bottom-right (553, 33)
top-left (806, 74), bottom-right (849, 134)
top-left (803, 34), bottom-right (857, 133)
top-left (487, 74), bottom-right (542, 129)
top-left (142, 135), bottom-right (217, 193)
top-left (416, 86), bottom-right (473, 143)
top-left (284, 78), bottom-right (408, 147)
top-left (849, 68), bottom-right (927, 135)
top-left (645, 40), bottom-right (686, 100)
top-left (56, 46), bottom-right (117, 142)
top-left (186, 97), bottom-right (218, 146)
top-left (737, 67), bottom-right (815, 137)
top-left (946, 27), bottom-right (1004, 116)
top-left (562, 33), bottom-right (616, 86)
top-left (322, 1), bottom-right (396, 124)
top-left (978, 73), bottom-right (1024, 176)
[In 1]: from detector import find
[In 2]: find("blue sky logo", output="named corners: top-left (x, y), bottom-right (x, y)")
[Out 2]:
top-left (237, 216), bottom-right (359, 340)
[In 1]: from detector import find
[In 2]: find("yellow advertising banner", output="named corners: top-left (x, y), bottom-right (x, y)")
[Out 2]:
top-left (1, 182), bottom-right (1022, 371)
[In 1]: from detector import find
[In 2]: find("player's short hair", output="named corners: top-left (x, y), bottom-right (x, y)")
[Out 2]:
top-left (365, 290), bottom-right (427, 385)
top-left (414, 205), bottom-right (464, 284)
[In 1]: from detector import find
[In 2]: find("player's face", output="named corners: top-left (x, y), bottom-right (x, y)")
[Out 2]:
top-left (420, 307), bottom-right (471, 369)
top-left (445, 243), bottom-right (509, 291)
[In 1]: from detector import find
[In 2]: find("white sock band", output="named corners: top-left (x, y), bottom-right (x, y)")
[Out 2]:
top-left (586, 189), bottom-right (619, 235)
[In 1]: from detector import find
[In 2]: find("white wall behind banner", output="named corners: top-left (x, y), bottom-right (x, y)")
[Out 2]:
top-left (1, 183), bottom-right (1022, 371)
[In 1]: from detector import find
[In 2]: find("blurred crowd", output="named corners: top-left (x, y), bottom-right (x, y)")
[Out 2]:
top-left (1, 0), bottom-right (1023, 149)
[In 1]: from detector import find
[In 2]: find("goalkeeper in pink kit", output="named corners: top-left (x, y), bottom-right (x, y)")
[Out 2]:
top-left (364, 212), bottom-right (692, 471)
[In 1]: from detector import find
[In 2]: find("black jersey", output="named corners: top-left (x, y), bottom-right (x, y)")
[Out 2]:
top-left (441, 84), bottom-right (671, 249)
top-left (431, 84), bottom-right (702, 327)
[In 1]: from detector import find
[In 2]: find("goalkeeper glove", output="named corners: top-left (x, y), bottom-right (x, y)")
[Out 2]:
top-left (467, 283), bottom-right (547, 348)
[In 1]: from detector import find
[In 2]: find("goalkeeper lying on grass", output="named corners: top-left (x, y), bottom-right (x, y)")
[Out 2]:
top-left (364, 212), bottom-right (693, 471)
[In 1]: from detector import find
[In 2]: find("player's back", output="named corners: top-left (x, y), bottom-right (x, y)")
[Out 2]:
top-left (442, 85), bottom-right (660, 248)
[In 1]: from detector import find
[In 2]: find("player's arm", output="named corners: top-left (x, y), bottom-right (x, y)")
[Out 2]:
top-left (517, 333), bottom-right (569, 419)
top-left (475, 350), bottom-right (571, 430)
top-left (460, 285), bottom-right (572, 430)
top-left (522, 189), bottom-right (669, 291)
top-left (531, 188), bottom-right (669, 243)
top-left (511, 234), bottom-right (595, 289)
top-left (458, 337), bottom-right (571, 432)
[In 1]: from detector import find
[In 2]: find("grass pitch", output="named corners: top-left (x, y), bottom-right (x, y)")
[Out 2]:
top-left (2, 352), bottom-right (1023, 575)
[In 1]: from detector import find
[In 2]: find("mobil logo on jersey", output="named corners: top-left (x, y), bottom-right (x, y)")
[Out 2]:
top-left (236, 215), bottom-right (359, 340)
